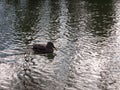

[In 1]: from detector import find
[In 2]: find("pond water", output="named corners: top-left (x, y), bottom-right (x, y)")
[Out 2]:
top-left (0, 0), bottom-right (120, 90)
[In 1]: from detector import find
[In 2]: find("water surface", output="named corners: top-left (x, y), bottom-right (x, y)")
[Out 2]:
top-left (0, 0), bottom-right (120, 90)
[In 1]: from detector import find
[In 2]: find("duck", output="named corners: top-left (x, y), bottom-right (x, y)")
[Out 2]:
top-left (32, 42), bottom-right (56, 53)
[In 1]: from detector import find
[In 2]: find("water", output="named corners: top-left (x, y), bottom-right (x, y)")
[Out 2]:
top-left (0, 0), bottom-right (120, 90)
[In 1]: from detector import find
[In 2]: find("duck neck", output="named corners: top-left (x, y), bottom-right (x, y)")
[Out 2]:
top-left (46, 45), bottom-right (53, 49)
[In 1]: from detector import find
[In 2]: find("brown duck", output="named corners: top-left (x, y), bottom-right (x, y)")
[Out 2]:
top-left (32, 42), bottom-right (56, 53)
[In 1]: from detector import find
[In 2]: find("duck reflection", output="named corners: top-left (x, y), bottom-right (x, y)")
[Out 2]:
top-left (33, 52), bottom-right (56, 60)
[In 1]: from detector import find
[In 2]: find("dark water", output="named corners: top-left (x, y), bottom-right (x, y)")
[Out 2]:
top-left (0, 0), bottom-right (120, 90)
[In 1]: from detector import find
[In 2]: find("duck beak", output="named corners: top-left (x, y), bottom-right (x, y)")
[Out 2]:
top-left (53, 46), bottom-right (57, 50)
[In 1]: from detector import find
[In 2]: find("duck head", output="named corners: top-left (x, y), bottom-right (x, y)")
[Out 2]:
top-left (46, 42), bottom-right (57, 50)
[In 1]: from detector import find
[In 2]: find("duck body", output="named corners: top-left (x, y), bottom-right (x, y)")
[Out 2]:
top-left (32, 42), bottom-right (56, 53)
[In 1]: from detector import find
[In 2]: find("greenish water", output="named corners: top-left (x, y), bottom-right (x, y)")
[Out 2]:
top-left (0, 0), bottom-right (120, 90)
